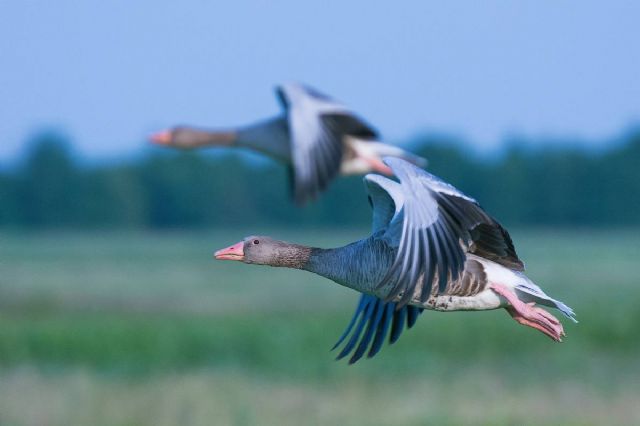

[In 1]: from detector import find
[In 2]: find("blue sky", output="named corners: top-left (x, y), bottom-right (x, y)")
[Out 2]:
top-left (1, 1), bottom-right (638, 161)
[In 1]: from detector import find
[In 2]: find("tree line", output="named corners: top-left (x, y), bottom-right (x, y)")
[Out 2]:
top-left (1, 130), bottom-right (639, 229)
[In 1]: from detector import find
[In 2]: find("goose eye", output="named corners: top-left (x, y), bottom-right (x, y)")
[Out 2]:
top-left (253, 239), bottom-right (260, 245)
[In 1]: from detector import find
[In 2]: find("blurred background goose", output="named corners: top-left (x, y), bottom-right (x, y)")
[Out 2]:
top-left (150, 83), bottom-right (426, 204)
top-left (215, 157), bottom-right (576, 363)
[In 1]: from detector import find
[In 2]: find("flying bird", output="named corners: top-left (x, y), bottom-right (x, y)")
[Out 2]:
top-left (149, 83), bottom-right (426, 204)
top-left (214, 157), bottom-right (576, 364)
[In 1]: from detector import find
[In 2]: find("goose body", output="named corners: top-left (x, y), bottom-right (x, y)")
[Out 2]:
top-left (215, 158), bottom-right (576, 363)
top-left (150, 83), bottom-right (426, 204)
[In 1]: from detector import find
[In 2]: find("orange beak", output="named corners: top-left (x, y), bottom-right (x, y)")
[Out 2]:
top-left (214, 241), bottom-right (245, 261)
top-left (149, 129), bottom-right (173, 145)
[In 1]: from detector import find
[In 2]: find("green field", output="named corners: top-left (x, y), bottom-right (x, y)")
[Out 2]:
top-left (0, 229), bottom-right (639, 425)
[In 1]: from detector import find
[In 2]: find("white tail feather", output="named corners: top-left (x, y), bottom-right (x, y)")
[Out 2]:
top-left (515, 281), bottom-right (578, 323)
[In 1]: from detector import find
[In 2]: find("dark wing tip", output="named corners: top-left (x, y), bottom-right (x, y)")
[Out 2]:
top-left (333, 295), bottom-right (423, 364)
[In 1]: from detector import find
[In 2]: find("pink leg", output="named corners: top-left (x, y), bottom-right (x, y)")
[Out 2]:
top-left (364, 157), bottom-right (393, 175)
top-left (489, 284), bottom-right (565, 342)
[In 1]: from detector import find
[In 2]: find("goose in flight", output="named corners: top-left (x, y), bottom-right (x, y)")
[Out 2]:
top-left (149, 83), bottom-right (426, 204)
top-left (214, 157), bottom-right (576, 363)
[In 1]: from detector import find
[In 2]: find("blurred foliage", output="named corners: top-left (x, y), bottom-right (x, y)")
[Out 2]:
top-left (1, 130), bottom-right (639, 229)
top-left (0, 230), bottom-right (638, 424)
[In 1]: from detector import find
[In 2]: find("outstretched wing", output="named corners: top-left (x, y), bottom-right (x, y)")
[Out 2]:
top-left (374, 157), bottom-right (523, 307)
top-left (329, 175), bottom-right (419, 364)
top-left (332, 294), bottom-right (423, 364)
top-left (276, 82), bottom-right (378, 204)
top-left (333, 158), bottom-right (524, 364)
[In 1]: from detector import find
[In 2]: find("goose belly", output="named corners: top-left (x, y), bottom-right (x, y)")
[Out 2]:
top-left (411, 257), bottom-right (524, 312)
top-left (415, 289), bottom-right (503, 312)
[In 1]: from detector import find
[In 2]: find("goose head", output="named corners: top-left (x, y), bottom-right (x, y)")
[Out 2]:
top-left (214, 236), bottom-right (312, 268)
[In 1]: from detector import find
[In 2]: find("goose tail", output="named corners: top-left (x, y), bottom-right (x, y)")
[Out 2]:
top-left (514, 279), bottom-right (578, 323)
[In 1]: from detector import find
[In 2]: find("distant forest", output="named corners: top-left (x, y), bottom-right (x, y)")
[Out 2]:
top-left (1, 130), bottom-right (639, 229)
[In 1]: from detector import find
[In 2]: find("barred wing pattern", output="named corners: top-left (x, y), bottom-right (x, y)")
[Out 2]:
top-left (374, 158), bottom-right (496, 306)
top-left (333, 157), bottom-right (526, 363)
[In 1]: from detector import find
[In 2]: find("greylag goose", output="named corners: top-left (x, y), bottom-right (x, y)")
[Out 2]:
top-left (149, 83), bottom-right (426, 204)
top-left (214, 158), bottom-right (576, 363)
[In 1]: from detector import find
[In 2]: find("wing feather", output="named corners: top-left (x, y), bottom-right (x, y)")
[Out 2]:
top-left (333, 295), bottom-right (423, 364)
top-left (333, 157), bottom-right (525, 363)
top-left (372, 157), bottom-right (524, 307)
top-left (277, 83), bottom-right (378, 204)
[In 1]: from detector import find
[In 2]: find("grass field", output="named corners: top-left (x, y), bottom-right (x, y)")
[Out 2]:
top-left (1, 229), bottom-right (639, 425)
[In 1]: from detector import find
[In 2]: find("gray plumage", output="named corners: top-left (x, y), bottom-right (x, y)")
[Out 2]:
top-left (276, 83), bottom-right (378, 204)
top-left (153, 82), bottom-right (427, 205)
top-left (363, 158), bottom-right (523, 307)
top-left (215, 158), bottom-right (575, 364)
